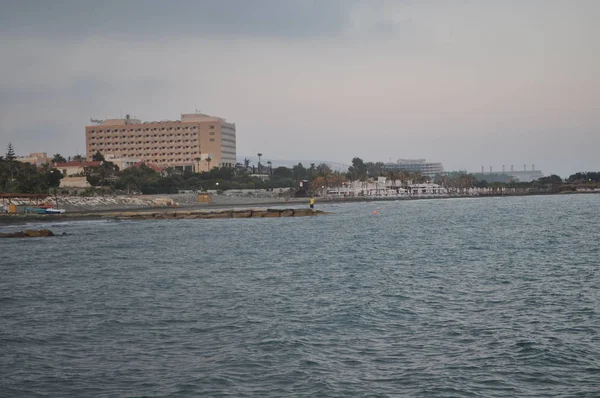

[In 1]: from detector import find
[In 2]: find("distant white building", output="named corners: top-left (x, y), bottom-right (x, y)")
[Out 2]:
top-left (249, 174), bottom-right (270, 181)
top-left (383, 159), bottom-right (444, 177)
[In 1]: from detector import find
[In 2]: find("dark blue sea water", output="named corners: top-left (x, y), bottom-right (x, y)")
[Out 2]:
top-left (1, 195), bottom-right (600, 397)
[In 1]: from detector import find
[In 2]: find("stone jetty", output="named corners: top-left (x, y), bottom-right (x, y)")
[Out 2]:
top-left (0, 208), bottom-right (328, 225)
top-left (107, 208), bottom-right (325, 220)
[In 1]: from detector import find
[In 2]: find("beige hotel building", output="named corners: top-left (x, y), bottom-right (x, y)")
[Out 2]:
top-left (86, 113), bottom-right (236, 172)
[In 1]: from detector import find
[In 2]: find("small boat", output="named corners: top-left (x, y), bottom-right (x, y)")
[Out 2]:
top-left (24, 207), bottom-right (66, 214)
top-left (44, 208), bottom-right (65, 214)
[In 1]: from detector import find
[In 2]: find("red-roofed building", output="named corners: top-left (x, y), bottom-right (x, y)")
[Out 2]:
top-left (53, 161), bottom-right (102, 176)
top-left (131, 162), bottom-right (165, 173)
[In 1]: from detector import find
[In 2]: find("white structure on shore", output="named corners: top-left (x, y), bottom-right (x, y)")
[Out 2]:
top-left (324, 177), bottom-right (449, 198)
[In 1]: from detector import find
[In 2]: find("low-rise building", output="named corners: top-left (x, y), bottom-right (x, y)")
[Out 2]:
top-left (16, 152), bottom-right (51, 166)
top-left (130, 161), bottom-right (165, 174)
top-left (473, 165), bottom-right (544, 183)
top-left (104, 155), bottom-right (140, 171)
top-left (60, 176), bottom-right (91, 189)
top-left (53, 161), bottom-right (102, 177)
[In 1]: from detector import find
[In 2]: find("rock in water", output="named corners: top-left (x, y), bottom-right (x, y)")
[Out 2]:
top-left (0, 229), bottom-right (55, 238)
top-left (25, 229), bottom-right (55, 237)
top-left (0, 231), bottom-right (27, 238)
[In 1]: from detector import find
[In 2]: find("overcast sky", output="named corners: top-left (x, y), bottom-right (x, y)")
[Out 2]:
top-left (1, 0), bottom-right (599, 176)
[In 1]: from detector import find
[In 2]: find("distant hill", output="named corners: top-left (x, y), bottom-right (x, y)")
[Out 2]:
top-left (237, 156), bottom-right (349, 173)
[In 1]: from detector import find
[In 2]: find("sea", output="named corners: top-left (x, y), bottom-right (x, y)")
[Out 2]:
top-left (1, 194), bottom-right (599, 397)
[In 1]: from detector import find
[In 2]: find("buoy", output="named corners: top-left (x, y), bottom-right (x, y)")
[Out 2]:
top-left (373, 211), bottom-right (378, 215)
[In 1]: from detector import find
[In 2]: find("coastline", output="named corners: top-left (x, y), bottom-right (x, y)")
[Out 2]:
top-left (0, 190), bottom-right (596, 226)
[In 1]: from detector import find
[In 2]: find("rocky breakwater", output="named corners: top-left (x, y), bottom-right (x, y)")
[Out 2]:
top-left (0, 229), bottom-right (55, 238)
top-left (107, 208), bottom-right (327, 220)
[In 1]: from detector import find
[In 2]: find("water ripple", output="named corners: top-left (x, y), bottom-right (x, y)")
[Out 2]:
top-left (1, 195), bottom-right (600, 396)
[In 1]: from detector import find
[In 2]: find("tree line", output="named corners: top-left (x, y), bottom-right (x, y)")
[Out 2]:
top-left (0, 143), bottom-right (63, 193)
top-left (87, 153), bottom-right (348, 194)
top-left (2, 143), bottom-right (599, 195)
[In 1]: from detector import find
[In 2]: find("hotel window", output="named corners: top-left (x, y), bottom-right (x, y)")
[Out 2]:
top-left (209, 132), bottom-right (215, 136)
top-left (209, 138), bottom-right (215, 142)
top-left (210, 125), bottom-right (214, 129)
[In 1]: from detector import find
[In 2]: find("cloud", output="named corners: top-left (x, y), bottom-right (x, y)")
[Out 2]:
top-left (0, 0), bottom-right (356, 39)
top-left (1, 1), bottom-right (599, 176)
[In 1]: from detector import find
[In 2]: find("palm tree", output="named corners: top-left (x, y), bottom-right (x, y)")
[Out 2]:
top-left (257, 153), bottom-right (263, 173)
top-left (309, 163), bottom-right (316, 180)
top-left (266, 160), bottom-right (272, 175)
top-left (194, 155), bottom-right (202, 173)
top-left (52, 153), bottom-right (67, 163)
top-left (386, 170), bottom-right (399, 187)
top-left (244, 158), bottom-right (251, 169)
top-left (411, 172), bottom-right (422, 184)
top-left (206, 155), bottom-right (212, 171)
